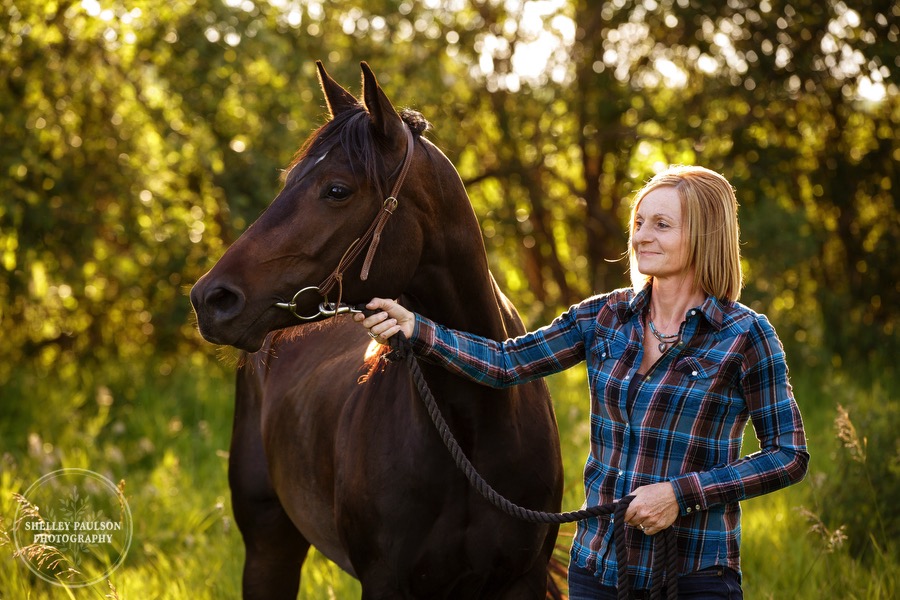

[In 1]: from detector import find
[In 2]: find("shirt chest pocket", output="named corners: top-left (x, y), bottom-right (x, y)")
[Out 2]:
top-left (672, 355), bottom-right (739, 411)
top-left (590, 332), bottom-right (628, 366)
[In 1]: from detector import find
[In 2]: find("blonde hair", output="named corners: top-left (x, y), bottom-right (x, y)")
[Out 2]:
top-left (628, 165), bottom-right (743, 302)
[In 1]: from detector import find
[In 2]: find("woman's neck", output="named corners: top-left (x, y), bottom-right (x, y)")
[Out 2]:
top-left (648, 275), bottom-right (706, 332)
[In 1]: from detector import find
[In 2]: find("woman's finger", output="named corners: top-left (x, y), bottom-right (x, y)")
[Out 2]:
top-left (370, 319), bottom-right (398, 338)
top-left (354, 298), bottom-right (415, 340)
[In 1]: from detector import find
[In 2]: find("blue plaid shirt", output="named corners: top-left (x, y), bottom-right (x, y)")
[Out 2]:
top-left (409, 286), bottom-right (809, 590)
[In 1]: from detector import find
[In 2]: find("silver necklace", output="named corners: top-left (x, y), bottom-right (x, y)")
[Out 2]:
top-left (648, 317), bottom-right (679, 353)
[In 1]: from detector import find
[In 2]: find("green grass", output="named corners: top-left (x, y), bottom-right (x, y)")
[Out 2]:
top-left (1, 357), bottom-right (896, 598)
top-left (0, 356), bottom-right (359, 599)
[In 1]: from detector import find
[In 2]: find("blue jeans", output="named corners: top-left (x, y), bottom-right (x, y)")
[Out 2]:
top-left (568, 563), bottom-right (743, 600)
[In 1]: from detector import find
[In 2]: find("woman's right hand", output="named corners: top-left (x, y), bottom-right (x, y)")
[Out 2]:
top-left (353, 298), bottom-right (415, 345)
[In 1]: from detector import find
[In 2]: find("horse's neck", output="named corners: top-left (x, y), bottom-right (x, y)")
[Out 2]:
top-left (406, 264), bottom-right (519, 342)
top-left (405, 199), bottom-right (520, 341)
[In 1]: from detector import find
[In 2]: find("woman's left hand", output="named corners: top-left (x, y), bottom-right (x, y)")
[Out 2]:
top-left (623, 482), bottom-right (680, 536)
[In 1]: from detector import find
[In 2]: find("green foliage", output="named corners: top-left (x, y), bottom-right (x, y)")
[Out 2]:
top-left (812, 375), bottom-right (900, 560)
top-left (1, 0), bottom-right (898, 374)
top-left (0, 358), bottom-right (238, 598)
top-left (0, 358), bottom-right (362, 599)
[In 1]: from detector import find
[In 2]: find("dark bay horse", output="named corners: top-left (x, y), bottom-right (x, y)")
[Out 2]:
top-left (190, 62), bottom-right (563, 599)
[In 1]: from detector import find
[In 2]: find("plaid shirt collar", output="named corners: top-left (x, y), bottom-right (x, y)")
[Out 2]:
top-left (613, 283), bottom-right (729, 332)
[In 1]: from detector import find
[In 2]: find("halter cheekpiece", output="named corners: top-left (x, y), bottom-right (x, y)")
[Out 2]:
top-left (275, 123), bottom-right (416, 321)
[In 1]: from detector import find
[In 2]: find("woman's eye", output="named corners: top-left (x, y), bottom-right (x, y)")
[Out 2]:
top-left (324, 184), bottom-right (351, 201)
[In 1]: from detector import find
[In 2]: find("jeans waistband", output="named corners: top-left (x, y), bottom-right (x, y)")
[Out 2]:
top-left (683, 565), bottom-right (729, 578)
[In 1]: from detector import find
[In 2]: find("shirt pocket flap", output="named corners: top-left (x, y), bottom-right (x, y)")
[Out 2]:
top-left (590, 327), bottom-right (626, 362)
top-left (674, 355), bottom-right (719, 380)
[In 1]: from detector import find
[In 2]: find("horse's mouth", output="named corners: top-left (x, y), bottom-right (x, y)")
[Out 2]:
top-left (193, 303), bottom-right (282, 353)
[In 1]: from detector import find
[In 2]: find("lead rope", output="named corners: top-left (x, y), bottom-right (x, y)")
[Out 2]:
top-left (366, 324), bottom-right (679, 599)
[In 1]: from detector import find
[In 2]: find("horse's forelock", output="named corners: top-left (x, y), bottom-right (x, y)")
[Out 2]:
top-left (282, 107), bottom-right (430, 192)
top-left (338, 111), bottom-right (387, 198)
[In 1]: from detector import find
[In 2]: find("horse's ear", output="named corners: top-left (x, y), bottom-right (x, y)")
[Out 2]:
top-left (360, 62), bottom-right (405, 143)
top-left (317, 60), bottom-right (358, 117)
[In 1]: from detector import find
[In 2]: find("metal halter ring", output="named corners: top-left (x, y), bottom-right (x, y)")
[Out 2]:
top-left (274, 286), bottom-right (328, 320)
top-left (275, 286), bottom-right (364, 320)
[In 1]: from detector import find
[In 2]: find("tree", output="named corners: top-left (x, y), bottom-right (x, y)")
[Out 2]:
top-left (441, 0), bottom-right (899, 363)
top-left (2, 0), bottom-right (897, 376)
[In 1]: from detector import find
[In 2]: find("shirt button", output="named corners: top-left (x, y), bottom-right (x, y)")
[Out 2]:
top-left (691, 370), bottom-right (698, 376)
top-left (601, 352), bottom-right (607, 358)
top-left (686, 507), bottom-right (692, 513)
top-left (618, 470), bottom-right (625, 476)
top-left (690, 310), bottom-right (697, 316)
top-left (695, 504), bottom-right (701, 510)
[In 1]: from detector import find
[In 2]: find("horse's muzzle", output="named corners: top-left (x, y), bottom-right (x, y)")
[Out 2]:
top-left (190, 278), bottom-right (247, 343)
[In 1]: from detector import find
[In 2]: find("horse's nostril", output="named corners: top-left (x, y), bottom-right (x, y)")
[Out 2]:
top-left (204, 285), bottom-right (245, 319)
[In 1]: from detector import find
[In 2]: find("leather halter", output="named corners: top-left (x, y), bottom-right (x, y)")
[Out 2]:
top-left (275, 123), bottom-right (416, 320)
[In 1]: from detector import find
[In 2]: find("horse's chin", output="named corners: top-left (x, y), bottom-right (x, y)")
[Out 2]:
top-left (196, 310), bottom-right (294, 354)
top-left (196, 328), bottom-right (264, 353)
top-left (229, 335), bottom-right (267, 354)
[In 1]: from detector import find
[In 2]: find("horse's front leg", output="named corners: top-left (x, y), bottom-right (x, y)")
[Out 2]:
top-left (230, 363), bottom-right (310, 599)
top-left (235, 496), bottom-right (309, 599)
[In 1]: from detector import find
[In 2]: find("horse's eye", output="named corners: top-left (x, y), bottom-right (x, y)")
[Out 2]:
top-left (324, 184), bottom-right (352, 202)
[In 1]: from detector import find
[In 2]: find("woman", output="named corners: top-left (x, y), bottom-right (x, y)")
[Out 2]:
top-left (355, 165), bottom-right (809, 599)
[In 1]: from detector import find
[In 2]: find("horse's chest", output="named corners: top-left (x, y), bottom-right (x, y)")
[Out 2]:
top-left (258, 363), bottom-right (428, 559)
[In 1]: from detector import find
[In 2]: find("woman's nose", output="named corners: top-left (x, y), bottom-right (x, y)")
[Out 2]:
top-left (633, 225), bottom-right (649, 244)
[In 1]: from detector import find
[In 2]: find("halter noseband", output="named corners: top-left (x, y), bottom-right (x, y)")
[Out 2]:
top-left (275, 123), bottom-right (416, 320)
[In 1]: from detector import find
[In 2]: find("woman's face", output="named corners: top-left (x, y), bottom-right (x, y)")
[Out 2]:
top-left (632, 186), bottom-right (692, 281)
